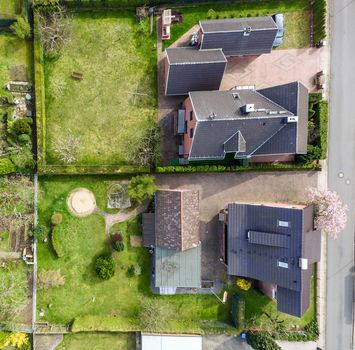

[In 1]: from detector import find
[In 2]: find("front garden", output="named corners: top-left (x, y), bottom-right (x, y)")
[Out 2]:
top-left (163, 0), bottom-right (311, 49)
top-left (37, 175), bottom-right (315, 334)
top-left (35, 8), bottom-right (158, 173)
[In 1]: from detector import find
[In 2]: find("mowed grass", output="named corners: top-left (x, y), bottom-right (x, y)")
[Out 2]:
top-left (56, 332), bottom-right (136, 350)
top-left (0, 0), bottom-right (19, 17)
top-left (37, 176), bottom-right (231, 332)
top-left (44, 12), bottom-right (157, 166)
top-left (163, 0), bottom-right (310, 50)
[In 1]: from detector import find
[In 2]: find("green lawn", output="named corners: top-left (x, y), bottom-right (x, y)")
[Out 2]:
top-left (56, 332), bottom-right (135, 350)
top-left (0, 0), bottom-right (20, 18)
top-left (163, 0), bottom-right (310, 49)
top-left (37, 176), bottom-right (315, 333)
top-left (0, 230), bottom-right (10, 252)
top-left (43, 11), bottom-right (157, 166)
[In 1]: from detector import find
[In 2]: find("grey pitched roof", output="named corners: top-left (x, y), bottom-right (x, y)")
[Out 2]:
top-left (154, 245), bottom-right (201, 288)
top-left (165, 48), bottom-right (226, 96)
top-left (188, 88), bottom-right (297, 160)
top-left (142, 213), bottom-right (155, 247)
top-left (155, 189), bottom-right (200, 251)
top-left (166, 47), bottom-right (227, 64)
top-left (199, 17), bottom-right (277, 56)
top-left (258, 82), bottom-right (309, 154)
top-left (226, 203), bottom-right (321, 317)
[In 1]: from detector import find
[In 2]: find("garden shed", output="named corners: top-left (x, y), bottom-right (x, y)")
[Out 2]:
top-left (141, 333), bottom-right (202, 350)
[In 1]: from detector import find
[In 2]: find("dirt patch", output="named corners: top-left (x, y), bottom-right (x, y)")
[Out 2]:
top-left (130, 235), bottom-right (143, 247)
top-left (67, 188), bottom-right (96, 217)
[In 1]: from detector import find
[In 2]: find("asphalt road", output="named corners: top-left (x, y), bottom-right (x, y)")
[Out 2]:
top-left (326, 1), bottom-right (355, 349)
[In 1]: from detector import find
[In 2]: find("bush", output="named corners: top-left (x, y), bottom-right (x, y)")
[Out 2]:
top-left (247, 332), bottom-right (281, 350)
top-left (230, 295), bottom-right (245, 329)
top-left (236, 278), bottom-right (252, 291)
top-left (51, 226), bottom-right (64, 258)
top-left (313, 0), bottom-right (326, 43)
top-left (127, 175), bottom-right (157, 205)
top-left (17, 133), bottom-right (31, 145)
top-left (51, 212), bottom-right (63, 225)
top-left (207, 9), bottom-right (216, 19)
top-left (95, 255), bottom-right (115, 280)
top-left (38, 269), bottom-right (65, 289)
top-left (111, 232), bottom-right (123, 243)
top-left (10, 146), bottom-right (35, 173)
top-left (129, 263), bottom-right (142, 276)
top-left (0, 158), bottom-right (16, 175)
top-left (297, 145), bottom-right (322, 164)
top-left (304, 319), bottom-right (319, 339)
top-left (33, 224), bottom-right (49, 241)
top-left (10, 16), bottom-right (31, 39)
top-left (113, 241), bottom-right (124, 252)
top-left (12, 118), bottom-right (32, 135)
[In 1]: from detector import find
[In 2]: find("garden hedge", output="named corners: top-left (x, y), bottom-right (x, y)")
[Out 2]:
top-left (247, 332), bottom-right (281, 350)
top-left (230, 295), bottom-right (245, 330)
top-left (319, 101), bottom-right (328, 159)
top-left (0, 158), bottom-right (17, 175)
top-left (313, 0), bottom-right (327, 43)
top-left (51, 226), bottom-right (64, 258)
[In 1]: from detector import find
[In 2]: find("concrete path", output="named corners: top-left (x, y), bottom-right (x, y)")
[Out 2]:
top-left (203, 335), bottom-right (252, 350)
top-left (221, 48), bottom-right (324, 91)
top-left (276, 340), bottom-right (318, 350)
top-left (0, 251), bottom-right (21, 259)
top-left (326, 0), bottom-right (355, 349)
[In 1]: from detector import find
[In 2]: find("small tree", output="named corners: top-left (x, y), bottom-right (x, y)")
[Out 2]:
top-left (95, 255), bottom-right (115, 280)
top-left (10, 17), bottom-right (31, 39)
top-left (0, 158), bottom-right (16, 175)
top-left (51, 212), bottom-right (63, 225)
top-left (129, 263), bottom-right (142, 276)
top-left (33, 224), bottom-right (49, 241)
top-left (127, 175), bottom-right (157, 205)
top-left (307, 187), bottom-right (348, 239)
top-left (12, 118), bottom-right (32, 135)
top-left (53, 134), bottom-right (82, 164)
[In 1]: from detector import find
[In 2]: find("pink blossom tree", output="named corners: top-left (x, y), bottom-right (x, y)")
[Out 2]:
top-left (306, 187), bottom-right (348, 239)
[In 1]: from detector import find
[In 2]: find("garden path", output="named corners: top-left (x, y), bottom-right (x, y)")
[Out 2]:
top-left (0, 251), bottom-right (21, 259)
top-left (95, 200), bottom-right (149, 232)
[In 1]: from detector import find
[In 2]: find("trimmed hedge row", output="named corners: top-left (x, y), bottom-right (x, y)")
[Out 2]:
top-left (51, 226), bottom-right (64, 258)
top-left (37, 164), bottom-right (150, 174)
top-left (230, 295), bottom-right (245, 330)
top-left (247, 332), bottom-right (281, 350)
top-left (319, 100), bottom-right (328, 159)
top-left (313, 0), bottom-right (326, 43)
top-left (155, 162), bottom-right (320, 173)
top-left (0, 158), bottom-right (17, 175)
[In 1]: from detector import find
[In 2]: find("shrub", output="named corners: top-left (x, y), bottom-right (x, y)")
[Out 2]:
top-left (236, 278), bottom-right (252, 291)
top-left (230, 295), bottom-right (245, 329)
top-left (207, 9), bottom-right (216, 19)
top-left (4, 332), bottom-right (29, 349)
top-left (11, 16), bottom-right (31, 39)
top-left (304, 319), bottom-right (319, 339)
top-left (247, 332), bottom-right (281, 350)
top-left (313, 0), bottom-right (327, 43)
top-left (113, 241), bottom-right (124, 252)
top-left (12, 118), bottom-right (32, 135)
top-left (17, 133), bottom-right (31, 145)
top-left (33, 224), bottom-right (49, 241)
top-left (51, 226), bottom-right (64, 258)
top-left (297, 145), bottom-right (322, 164)
top-left (10, 146), bottom-right (35, 173)
top-left (38, 269), bottom-right (65, 289)
top-left (127, 175), bottom-right (157, 205)
top-left (0, 158), bottom-right (16, 175)
top-left (111, 232), bottom-right (123, 243)
top-left (95, 255), bottom-right (115, 280)
top-left (129, 263), bottom-right (142, 276)
top-left (51, 212), bottom-right (63, 225)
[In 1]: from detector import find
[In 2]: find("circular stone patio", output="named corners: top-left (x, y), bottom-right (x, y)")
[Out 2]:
top-left (67, 188), bottom-right (96, 217)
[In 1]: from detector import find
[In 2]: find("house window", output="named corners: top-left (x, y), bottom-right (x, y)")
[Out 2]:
top-left (277, 261), bottom-right (289, 269)
top-left (190, 111), bottom-right (193, 121)
top-left (184, 120), bottom-right (187, 134)
top-left (278, 220), bottom-right (290, 228)
top-left (272, 288), bottom-right (277, 299)
top-left (190, 128), bottom-right (194, 138)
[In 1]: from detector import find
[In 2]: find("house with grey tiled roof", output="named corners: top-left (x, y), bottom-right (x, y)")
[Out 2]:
top-left (142, 189), bottom-right (201, 294)
top-left (220, 202), bottom-right (321, 317)
top-left (197, 16), bottom-right (278, 56)
top-left (178, 81), bottom-right (308, 164)
top-left (165, 47), bottom-right (227, 96)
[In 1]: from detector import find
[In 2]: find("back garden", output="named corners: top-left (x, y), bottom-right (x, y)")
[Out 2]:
top-left (36, 175), bottom-right (316, 335)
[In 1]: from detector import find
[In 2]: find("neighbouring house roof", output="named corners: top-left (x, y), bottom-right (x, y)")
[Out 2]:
top-left (187, 84), bottom-right (308, 160)
top-left (258, 81), bottom-right (309, 154)
top-left (155, 189), bottom-right (200, 251)
top-left (226, 202), bottom-right (321, 317)
top-left (155, 244), bottom-right (201, 288)
top-left (142, 334), bottom-right (202, 350)
top-left (199, 17), bottom-right (278, 56)
top-left (165, 47), bottom-right (227, 96)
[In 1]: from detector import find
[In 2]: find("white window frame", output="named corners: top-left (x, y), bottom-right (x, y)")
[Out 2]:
top-left (278, 220), bottom-right (290, 228)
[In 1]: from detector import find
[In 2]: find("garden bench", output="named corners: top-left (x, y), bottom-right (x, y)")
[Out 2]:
top-left (71, 72), bottom-right (83, 80)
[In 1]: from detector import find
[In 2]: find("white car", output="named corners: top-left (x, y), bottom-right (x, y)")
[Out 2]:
top-left (272, 14), bottom-right (284, 47)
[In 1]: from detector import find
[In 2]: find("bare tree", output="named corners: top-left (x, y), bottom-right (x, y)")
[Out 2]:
top-left (135, 126), bottom-right (159, 167)
top-left (53, 134), bottom-right (82, 164)
top-left (36, 5), bottom-right (70, 55)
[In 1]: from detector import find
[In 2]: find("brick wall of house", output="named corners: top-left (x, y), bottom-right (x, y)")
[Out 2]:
top-left (250, 154), bottom-right (295, 163)
top-left (182, 97), bottom-right (196, 157)
top-left (258, 280), bottom-right (277, 300)
top-left (197, 29), bottom-right (203, 47)
top-left (164, 56), bottom-right (169, 94)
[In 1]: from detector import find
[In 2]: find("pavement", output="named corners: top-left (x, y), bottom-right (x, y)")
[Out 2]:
top-left (156, 171), bottom-right (319, 280)
top-left (221, 48), bottom-right (324, 91)
top-left (325, 0), bottom-right (355, 349)
top-left (203, 335), bottom-right (253, 350)
top-left (276, 340), bottom-right (318, 350)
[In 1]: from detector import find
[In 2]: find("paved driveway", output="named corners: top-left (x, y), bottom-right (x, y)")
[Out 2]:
top-left (156, 171), bottom-right (319, 280)
top-left (276, 340), bottom-right (318, 350)
top-left (221, 48), bottom-right (324, 91)
top-left (203, 335), bottom-right (253, 350)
